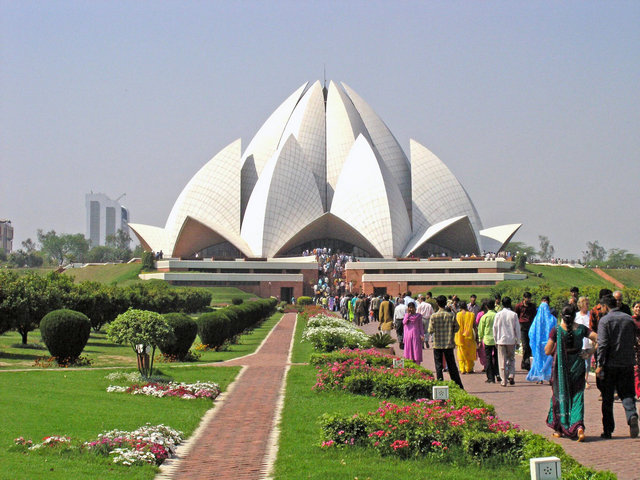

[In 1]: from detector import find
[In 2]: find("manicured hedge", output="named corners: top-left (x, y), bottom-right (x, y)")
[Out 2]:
top-left (39, 309), bottom-right (91, 360)
top-left (297, 296), bottom-right (313, 306)
top-left (158, 313), bottom-right (198, 359)
top-left (197, 298), bottom-right (277, 348)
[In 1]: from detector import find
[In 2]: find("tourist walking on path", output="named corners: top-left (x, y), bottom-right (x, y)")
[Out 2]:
top-left (474, 299), bottom-right (489, 372)
top-left (544, 305), bottom-right (597, 441)
top-left (403, 301), bottom-right (424, 364)
top-left (378, 294), bottom-right (394, 334)
top-left (515, 291), bottom-right (537, 371)
top-left (526, 300), bottom-right (557, 384)
top-left (632, 301), bottom-right (640, 398)
top-left (416, 294), bottom-right (433, 348)
top-left (596, 294), bottom-right (639, 439)
top-left (428, 295), bottom-right (464, 389)
top-left (455, 301), bottom-right (477, 374)
top-left (478, 299), bottom-right (499, 383)
top-left (493, 296), bottom-right (520, 387)
top-left (393, 298), bottom-right (406, 349)
top-left (574, 296), bottom-right (595, 389)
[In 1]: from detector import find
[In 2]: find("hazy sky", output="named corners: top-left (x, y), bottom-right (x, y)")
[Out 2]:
top-left (2, 1), bottom-right (639, 259)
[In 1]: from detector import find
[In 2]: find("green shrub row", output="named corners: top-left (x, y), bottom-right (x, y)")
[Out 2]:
top-left (0, 271), bottom-right (212, 343)
top-left (197, 298), bottom-right (277, 348)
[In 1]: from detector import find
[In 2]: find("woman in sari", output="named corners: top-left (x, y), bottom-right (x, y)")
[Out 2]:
top-left (632, 301), bottom-right (640, 398)
top-left (403, 302), bottom-right (424, 364)
top-left (527, 301), bottom-right (557, 384)
top-left (544, 305), bottom-right (597, 441)
top-left (455, 301), bottom-right (477, 374)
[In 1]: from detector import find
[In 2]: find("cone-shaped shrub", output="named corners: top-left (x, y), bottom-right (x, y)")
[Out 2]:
top-left (158, 313), bottom-right (198, 359)
top-left (197, 311), bottom-right (229, 348)
top-left (40, 309), bottom-right (91, 360)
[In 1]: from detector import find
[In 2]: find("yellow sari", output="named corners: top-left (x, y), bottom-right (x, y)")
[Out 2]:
top-left (455, 310), bottom-right (477, 373)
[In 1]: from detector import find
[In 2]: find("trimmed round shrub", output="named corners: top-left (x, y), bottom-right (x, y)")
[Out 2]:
top-left (197, 311), bottom-right (230, 349)
top-left (158, 313), bottom-right (198, 359)
top-left (231, 297), bottom-right (244, 305)
top-left (40, 309), bottom-right (91, 360)
top-left (297, 296), bottom-right (313, 306)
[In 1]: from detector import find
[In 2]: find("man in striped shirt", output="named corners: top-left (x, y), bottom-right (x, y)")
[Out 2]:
top-left (428, 295), bottom-right (464, 389)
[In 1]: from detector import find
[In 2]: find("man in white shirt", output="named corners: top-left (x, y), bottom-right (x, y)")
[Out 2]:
top-left (493, 296), bottom-right (521, 387)
top-left (417, 294), bottom-right (434, 348)
top-left (393, 298), bottom-right (407, 349)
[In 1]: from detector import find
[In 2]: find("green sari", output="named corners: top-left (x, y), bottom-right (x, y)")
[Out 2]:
top-left (546, 324), bottom-right (590, 438)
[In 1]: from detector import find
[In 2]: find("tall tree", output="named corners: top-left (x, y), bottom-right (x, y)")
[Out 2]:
top-left (37, 230), bottom-right (90, 264)
top-left (21, 238), bottom-right (37, 253)
top-left (538, 235), bottom-right (555, 262)
top-left (582, 240), bottom-right (607, 264)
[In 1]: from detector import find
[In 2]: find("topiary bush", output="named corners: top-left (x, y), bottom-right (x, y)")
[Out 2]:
top-left (39, 309), bottom-right (91, 360)
top-left (197, 311), bottom-right (229, 349)
top-left (158, 313), bottom-right (198, 360)
top-left (231, 297), bottom-right (243, 305)
top-left (297, 296), bottom-right (313, 306)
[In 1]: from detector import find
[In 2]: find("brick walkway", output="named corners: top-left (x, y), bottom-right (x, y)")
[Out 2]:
top-left (361, 321), bottom-right (639, 480)
top-left (157, 312), bottom-right (297, 480)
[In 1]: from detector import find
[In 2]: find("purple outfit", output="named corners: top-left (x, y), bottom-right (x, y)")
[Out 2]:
top-left (403, 312), bottom-right (424, 364)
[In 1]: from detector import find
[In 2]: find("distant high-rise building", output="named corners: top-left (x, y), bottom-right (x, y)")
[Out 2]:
top-left (0, 220), bottom-right (13, 253)
top-left (85, 193), bottom-right (129, 247)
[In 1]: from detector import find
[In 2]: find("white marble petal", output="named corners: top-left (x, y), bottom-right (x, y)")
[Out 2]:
top-left (341, 82), bottom-right (412, 217)
top-left (241, 135), bottom-right (324, 257)
top-left (410, 139), bottom-right (483, 240)
top-left (331, 135), bottom-right (411, 257)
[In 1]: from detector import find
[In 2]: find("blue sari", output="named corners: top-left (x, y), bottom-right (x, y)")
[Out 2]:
top-left (526, 302), bottom-right (556, 382)
top-left (546, 324), bottom-right (590, 437)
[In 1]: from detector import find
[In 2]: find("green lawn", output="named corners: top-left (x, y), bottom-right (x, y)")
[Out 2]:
top-left (63, 263), bottom-right (143, 285)
top-left (203, 286), bottom-right (260, 305)
top-left (603, 269), bottom-right (640, 289)
top-left (0, 365), bottom-right (240, 480)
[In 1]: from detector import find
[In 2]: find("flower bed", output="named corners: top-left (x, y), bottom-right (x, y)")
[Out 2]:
top-left (311, 349), bottom-right (489, 408)
top-left (302, 314), bottom-right (371, 352)
top-left (84, 424), bottom-right (183, 465)
top-left (107, 381), bottom-right (221, 400)
top-left (309, 347), bottom-right (418, 368)
top-left (320, 399), bottom-right (524, 461)
top-left (12, 424), bottom-right (183, 467)
top-left (306, 314), bottom-right (354, 329)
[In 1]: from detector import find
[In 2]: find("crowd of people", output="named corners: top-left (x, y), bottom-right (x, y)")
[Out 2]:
top-left (305, 248), bottom-right (354, 298)
top-left (322, 286), bottom-right (640, 442)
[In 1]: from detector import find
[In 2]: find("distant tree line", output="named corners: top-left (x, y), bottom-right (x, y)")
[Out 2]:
top-left (505, 239), bottom-right (639, 268)
top-left (0, 229), bottom-right (143, 268)
top-left (0, 271), bottom-right (212, 344)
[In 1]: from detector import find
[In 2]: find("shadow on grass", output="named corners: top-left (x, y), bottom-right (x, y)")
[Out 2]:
top-left (0, 351), bottom-right (40, 361)
top-left (85, 341), bottom-right (122, 348)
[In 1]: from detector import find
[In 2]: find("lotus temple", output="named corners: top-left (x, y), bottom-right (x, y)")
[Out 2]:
top-left (130, 80), bottom-right (524, 298)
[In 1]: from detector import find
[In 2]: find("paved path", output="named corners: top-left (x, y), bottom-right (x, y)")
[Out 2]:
top-left (157, 312), bottom-right (297, 480)
top-left (593, 268), bottom-right (625, 289)
top-left (361, 321), bottom-right (639, 480)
